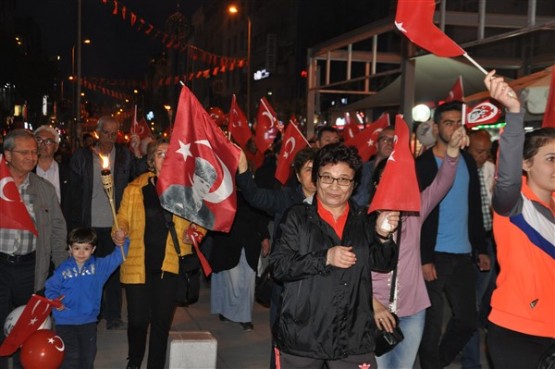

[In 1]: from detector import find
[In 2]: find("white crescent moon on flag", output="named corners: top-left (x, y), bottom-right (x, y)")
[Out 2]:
top-left (283, 137), bottom-right (296, 159)
top-left (0, 177), bottom-right (15, 202)
top-left (50, 336), bottom-right (65, 352)
top-left (373, 128), bottom-right (384, 137)
top-left (204, 154), bottom-right (233, 203)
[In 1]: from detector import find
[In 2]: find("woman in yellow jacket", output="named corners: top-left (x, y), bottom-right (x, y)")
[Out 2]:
top-left (114, 137), bottom-right (206, 369)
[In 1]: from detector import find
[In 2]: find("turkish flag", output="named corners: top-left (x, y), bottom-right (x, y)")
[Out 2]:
top-left (343, 112), bottom-right (361, 140)
top-left (368, 115), bottom-right (421, 214)
top-left (466, 99), bottom-right (502, 128)
top-left (131, 105), bottom-right (153, 140)
top-left (156, 86), bottom-right (241, 232)
top-left (275, 121), bottom-right (309, 184)
top-left (228, 94), bottom-right (252, 148)
top-left (444, 75), bottom-right (464, 102)
top-left (254, 97), bottom-right (279, 153)
top-left (0, 155), bottom-right (38, 236)
top-left (395, 0), bottom-right (465, 57)
top-left (0, 294), bottom-right (62, 356)
top-left (542, 65), bottom-right (555, 128)
top-left (344, 113), bottom-right (390, 162)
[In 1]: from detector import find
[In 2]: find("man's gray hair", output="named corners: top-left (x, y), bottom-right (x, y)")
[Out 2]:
top-left (96, 115), bottom-right (119, 132)
top-left (34, 125), bottom-right (61, 143)
top-left (3, 129), bottom-right (35, 151)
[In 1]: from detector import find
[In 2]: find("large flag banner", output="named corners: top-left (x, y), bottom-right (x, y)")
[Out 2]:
top-left (254, 97), bottom-right (279, 153)
top-left (343, 112), bottom-right (361, 140)
top-left (0, 155), bottom-right (38, 236)
top-left (542, 65), bottom-right (555, 128)
top-left (228, 94), bottom-right (252, 148)
top-left (275, 121), bottom-right (309, 184)
top-left (157, 86), bottom-right (241, 232)
top-left (445, 75), bottom-right (464, 102)
top-left (466, 100), bottom-right (502, 128)
top-left (395, 0), bottom-right (465, 57)
top-left (130, 105), bottom-right (153, 140)
top-left (368, 115), bottom-right (421, 214)
top-left (0, 294), bottom-right (62, 356)
top-left (344, 113), bottom-right (390, 162)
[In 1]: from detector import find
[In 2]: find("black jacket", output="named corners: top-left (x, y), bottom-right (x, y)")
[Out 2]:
top-left (416, 149), bottom-right (486, 264)
top-left (68, 144), bottom-right (138, 230)
top-left (270, 199), bottom-right (397, 360)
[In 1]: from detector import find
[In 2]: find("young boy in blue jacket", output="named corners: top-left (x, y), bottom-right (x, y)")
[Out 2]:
top-left (45, 227), bottom-right (129, 369)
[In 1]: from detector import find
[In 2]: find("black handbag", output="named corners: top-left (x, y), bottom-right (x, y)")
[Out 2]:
top-left (374, 225), bottom-right (404, 357)
top-left (255, 266), bottom-right (273, 308)
top-left (164, 211), bottom-right (201, 306)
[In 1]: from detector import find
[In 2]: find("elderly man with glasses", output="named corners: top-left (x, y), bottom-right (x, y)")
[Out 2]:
top-left (33, 125), bottom-right (72, 220)
top-left (0, 129), bottom-right (67, 369)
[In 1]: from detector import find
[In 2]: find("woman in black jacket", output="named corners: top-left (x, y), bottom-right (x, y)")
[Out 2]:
top-left (270, 143), bottom-right (400, 369)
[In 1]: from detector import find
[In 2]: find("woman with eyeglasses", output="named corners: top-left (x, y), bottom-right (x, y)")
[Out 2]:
top-left (270, 143), bottom-right (400, 369)
top-left (112, 138), bottom-right (207, 369)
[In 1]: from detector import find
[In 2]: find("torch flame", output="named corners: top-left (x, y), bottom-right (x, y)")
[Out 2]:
top-left (100, 155), bottom-right (110, 170)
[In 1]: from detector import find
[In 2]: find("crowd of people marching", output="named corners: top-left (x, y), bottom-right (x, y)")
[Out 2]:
top-left (0, 73), bottom-right (553, 369)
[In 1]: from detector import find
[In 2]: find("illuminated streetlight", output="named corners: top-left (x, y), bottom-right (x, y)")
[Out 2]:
top-left (164, 105), bottom-right (173, 133)
top-left (228, 4), bottom-right (251, 122)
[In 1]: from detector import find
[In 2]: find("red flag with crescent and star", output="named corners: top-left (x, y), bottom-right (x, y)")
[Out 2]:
top-left (0, 154), bottom-right (38, 236)
top-left (368, 115), bottom-right (421, 214)
top-left (130, 105), bottom-right (153, 140)
top-left (343, 112), bottom-right (361, 141)
top-left (344, 113), bottom-right (390, 162)
top-left (542, 65), bottom-right (555, 128)
top-left (395, 0), bottom-right (465, 58)
top-left (444, 75), bottom-right (464, 102)
top-left (0, 294), bottom-right (63, 356)
top-left (156, 86), bottom-right (241, 232)
top-left (228, 94), bottom-right (252, 148)
top-left (275, 121), bottom-right (310, 184)
top-left (254, 97), bottom-right (279, 153)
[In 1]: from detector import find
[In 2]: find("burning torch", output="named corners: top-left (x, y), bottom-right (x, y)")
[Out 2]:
top-left (100, 155), bottom-right (125, 260)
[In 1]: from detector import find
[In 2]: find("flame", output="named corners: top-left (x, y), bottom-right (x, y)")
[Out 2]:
top-left (100, 155), bottom-right (110, 170)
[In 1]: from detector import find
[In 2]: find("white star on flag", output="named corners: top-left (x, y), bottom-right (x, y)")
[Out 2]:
top-left (366, 139), bottom-right (374, 147)
top-left (29, 317), bottom-right (38, 325)
top-left (176, 140), bottom-right (192, 162)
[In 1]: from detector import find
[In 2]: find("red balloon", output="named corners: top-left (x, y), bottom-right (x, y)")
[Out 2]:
top-left (20, 329), bottom-right (65, 369)
top-left (208, 106), bottom-right (227, 126)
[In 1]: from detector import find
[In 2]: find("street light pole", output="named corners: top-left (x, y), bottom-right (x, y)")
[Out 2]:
top-left (76, 0), bottom-right (82, 142)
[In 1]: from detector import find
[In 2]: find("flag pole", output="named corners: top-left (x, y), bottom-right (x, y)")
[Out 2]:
top-left (464, 53), bottom-right (517, 98)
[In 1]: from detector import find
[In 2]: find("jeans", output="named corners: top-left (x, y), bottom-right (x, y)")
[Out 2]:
top-left (57, 323), bottom-right (97, 369)
top-left (461, 236), bottom-right (497, 369)
top-left (377, 309), bottom-right (425, 369)
top-left (418, 253), bottom-right (477, 369)
top-left (94, 227), bottom-right (122, 324)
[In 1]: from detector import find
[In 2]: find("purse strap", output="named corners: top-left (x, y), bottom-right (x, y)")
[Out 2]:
top-left (388, 217), bottom-right (402, 304)
top-left (163, 210), bottom-right (187, 258)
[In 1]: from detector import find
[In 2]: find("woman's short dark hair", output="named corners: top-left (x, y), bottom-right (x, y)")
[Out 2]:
top-left (523, 127), bottom-right (555, 161)
top-left (68, 227), bottom-right (97, 247)
top-left (147, 137), bottom-right (170, 172)
top-left (293, 147), bottom-right (317, 174)
top-left (312, 143), bottom-right (362, 184)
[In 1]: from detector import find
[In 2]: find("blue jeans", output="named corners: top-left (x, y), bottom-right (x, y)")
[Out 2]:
top-left (377, 309), bottom-right (425, 369)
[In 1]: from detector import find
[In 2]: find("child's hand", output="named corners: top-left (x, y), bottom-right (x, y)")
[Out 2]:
top-left (112, 228), bottom-right (127, 246)
top-left (56, 303), bottom-right (65, 311)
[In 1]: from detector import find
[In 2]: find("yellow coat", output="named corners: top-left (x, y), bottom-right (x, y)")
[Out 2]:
top-left (115, 172), bottom-right (206, 284)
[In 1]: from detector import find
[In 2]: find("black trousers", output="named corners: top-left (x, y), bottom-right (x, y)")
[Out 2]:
top-left (0, 255), bottom-right (36, 369)
top-left (418, 252), bottom-right (477, 369)
top-left (276, 350), bottom-right (377, 369)
top-left (57, 323), bottom-right (97, 369)
top-left (93, 227), bottom-right (122, 323)
top-left (125, 271), bottom-right (178, 369)
top-left (488, 322), bottom-right (555, 369)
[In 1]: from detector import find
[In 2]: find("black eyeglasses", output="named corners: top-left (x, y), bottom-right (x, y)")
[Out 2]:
top-left (36, 137), bottom-right (56, 146)
top-left (318, 174), bottom-right (354, 186)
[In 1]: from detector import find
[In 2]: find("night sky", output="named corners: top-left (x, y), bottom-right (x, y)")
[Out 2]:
top-left (15, 0), bottom-right (202, 80)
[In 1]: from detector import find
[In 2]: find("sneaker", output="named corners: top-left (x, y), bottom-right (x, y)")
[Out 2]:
top-left (219, 314), bottom-right (231, 323)
top-left (106, 319), bottom-right (127, 330)
top-left (240, 322), bottom-right (254, 331)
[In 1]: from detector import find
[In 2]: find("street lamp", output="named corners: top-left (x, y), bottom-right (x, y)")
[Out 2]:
top-left (164, 104), bottom-right (173, 134)
top-left (228, 4), bottom-right (251, 122)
